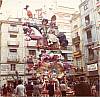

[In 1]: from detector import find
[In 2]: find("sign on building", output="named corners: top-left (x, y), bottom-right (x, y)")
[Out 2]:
top-left (87, 63), bottom-right (98, 71)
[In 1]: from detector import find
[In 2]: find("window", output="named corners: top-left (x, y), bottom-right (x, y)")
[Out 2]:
top-left (86, 30), bottom-right (92, 38)
top-left (86, 30), bottom-right (92, 42)
top-left (74, 25), bottom-right (78, 29)
top-left (10, 64), bottom-right (16, 71)
top-left (8, 23), bottom-right (18, 33)
top-left (10, 24), bottom-right (17, 27)
top-left (76, 58), bottom-right (81, 68)
top-left (88, 48), bottom-right (94, 60)
top-left (10, 49), bottom-right (17, 52)
top-left (10, 34), bottom-right (17, 38)
top-left (9, 49), bottom-right (17, 57)
top-left (85, 15), bottom-right (90, 25)
top-left (9, 49), bottom-right (17, 61)
top-left (84, 2), bottom-right (88, 10)
top-left (29, 50), bottom-right (36, 57)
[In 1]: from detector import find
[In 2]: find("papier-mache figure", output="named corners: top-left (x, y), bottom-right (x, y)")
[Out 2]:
top-left (40, 19), bottom-right (48, 36)
top-left (57, 32), bottom-right (68, 49)
top-left (47, 15), bottom-right (60, 49)
top-left (39, 18), bottom-right (49, 46)
top-left (24, 5), bottom-right (33, 19)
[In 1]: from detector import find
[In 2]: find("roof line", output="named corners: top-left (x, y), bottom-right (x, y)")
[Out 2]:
top-left (58, 6), bottom-right (75, 9)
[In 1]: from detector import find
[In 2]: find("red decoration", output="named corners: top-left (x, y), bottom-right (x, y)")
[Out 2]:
top-left (27, 10), bottom-right (33, 18)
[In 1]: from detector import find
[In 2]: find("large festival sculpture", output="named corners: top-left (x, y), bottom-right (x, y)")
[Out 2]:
top-left (22, 5), bottom-right (69, 79)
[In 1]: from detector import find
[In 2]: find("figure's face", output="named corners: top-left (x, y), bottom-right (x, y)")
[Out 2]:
top-left (42, 20), bottom-right (48, 25)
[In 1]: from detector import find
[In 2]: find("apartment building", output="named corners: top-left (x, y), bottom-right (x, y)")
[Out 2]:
top-left (71, 12), bottom-right (86, 77)
top-left (0, 19), bottom-right (28, 85)
top-left (79, 0), bottom-right (100, 83)
top-left (0, 18), bottom-right (47, 86)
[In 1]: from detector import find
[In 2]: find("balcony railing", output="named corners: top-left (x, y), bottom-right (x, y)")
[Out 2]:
top-left (75, 67), bottom-right (84, 74)
top-left (27, 40), bottom-right (37, 48)
top-left (87, 38), bottom-right (92, 43)
top-left (8, 27), bottom-right (19, 33)
top-left (8, 71), bottom-right (16, 75)
top-left (67, 45), bottom-right (72, 51)
top-left (84, 21), bottom-right (93, 30)
top-left (86, 54), bottom-right (98, 64)
top-left (88, 54), bottom-right (94, 61)
top-left (7, 41), bottom-right (19, 47)
top-left (72, 36), bottom-right (80, 45)
top-left (7, 54), bottom-right (20, 63)
top-left (85, 38), bottom-right (94, 46)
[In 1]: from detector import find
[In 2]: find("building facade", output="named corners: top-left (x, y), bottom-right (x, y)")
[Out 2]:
top-left (71, 12), bottom-right (86, 77)
top-left (0, 19), bottom-right (30, 86)
top-left (79, 0), bottom-right (100, 83)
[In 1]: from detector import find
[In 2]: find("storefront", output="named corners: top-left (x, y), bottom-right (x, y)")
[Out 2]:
top-left (87, 63), bottom-right (99, 85)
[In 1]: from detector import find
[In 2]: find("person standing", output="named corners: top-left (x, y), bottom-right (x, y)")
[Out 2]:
top-left (74, 77), bottom-right (91, 96)
top-left (15, 80), bottom-right (26, 97)
top-left (33, 80), bottom-right (41, 97)
top-left (59, 81), bottom-right (66, 97)
top-left (6, 83), bottom-right (12, 97)
top-left (25, 81), bottom-right (33, 97)
top-left (2, 84), bottom-right (7, 97)
top-left (96, 81), bottom-right (100, 96)
top-left (91, 84), bottom-right (97, 96)
top-left (47, 80), bottom-right (55, 97)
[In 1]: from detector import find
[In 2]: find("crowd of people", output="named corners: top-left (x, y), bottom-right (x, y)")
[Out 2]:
top-left (0, 76), bottom-right (99, 97)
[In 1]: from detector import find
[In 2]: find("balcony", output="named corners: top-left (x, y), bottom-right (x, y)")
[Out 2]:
top-left (7, 54), bottom-right (20, 63)
top-left (72, 36), bottom-right (80, 45)
top-left (83, 21), bottom-right (93, 31)
top-left (8, 71), bottom-right (16, 75)
top-left (87, 38), bottom-right (92, 43)
top-left (88, 54), bottom-right (94, 61)
top-left (73, 50), bottom-right (82, 58)
top-left (7, 41), bottom-right (19, 47)
top-left (27, 40), bottom-right (37, 48)
top-left (8, 27), bottom-right (19, 33)
top-left (85, 38), bottom-right (94, 47)
top-left (75, 67), bottom-right (84, 74)
top-left (87, 54), bottom-right (98, 64)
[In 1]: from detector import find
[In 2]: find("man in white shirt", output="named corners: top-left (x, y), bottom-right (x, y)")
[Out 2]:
top-left (15, 80), bottom-right (26, 97)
